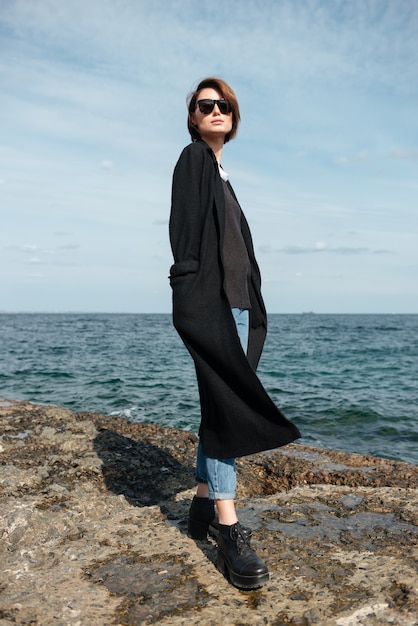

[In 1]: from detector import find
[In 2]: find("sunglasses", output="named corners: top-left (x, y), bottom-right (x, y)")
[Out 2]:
top-left (196, 98), bottom-right (231, 115)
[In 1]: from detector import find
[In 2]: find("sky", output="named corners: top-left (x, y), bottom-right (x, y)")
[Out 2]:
top-left (1, 0), bottom-right (417, 314)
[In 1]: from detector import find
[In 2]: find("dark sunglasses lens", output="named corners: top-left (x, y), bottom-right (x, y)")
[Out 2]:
top-left (197, 99), bottom-right (230, 114)
top-left (198, 100), bottom-right (214, 114)
top-left (217, 100), bottom-right (229, 114)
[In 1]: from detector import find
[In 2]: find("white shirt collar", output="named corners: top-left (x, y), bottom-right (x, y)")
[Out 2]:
top-left (218, 165), bottom-right (229, 181)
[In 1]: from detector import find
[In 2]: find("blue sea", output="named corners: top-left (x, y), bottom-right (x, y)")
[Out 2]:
top-left (1, 313), bottom-right (417, 465)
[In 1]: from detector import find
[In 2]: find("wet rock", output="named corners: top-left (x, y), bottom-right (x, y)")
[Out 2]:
top-left (1, 398), bottom-right (417, 625)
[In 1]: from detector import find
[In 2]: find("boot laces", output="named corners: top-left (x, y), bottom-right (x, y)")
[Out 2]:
top-left (232, 523), bottom-right (251, 554)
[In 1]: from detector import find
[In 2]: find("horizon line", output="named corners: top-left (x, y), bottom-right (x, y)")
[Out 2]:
top-left (1, 311), bottom-right (416, 316)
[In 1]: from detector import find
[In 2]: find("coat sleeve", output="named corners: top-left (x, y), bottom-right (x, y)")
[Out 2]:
top-left (169, 143), bottom-right (209, 277)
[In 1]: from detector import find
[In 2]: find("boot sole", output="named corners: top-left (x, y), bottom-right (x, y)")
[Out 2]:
top-left (217, 549), bottom-right (269, 590)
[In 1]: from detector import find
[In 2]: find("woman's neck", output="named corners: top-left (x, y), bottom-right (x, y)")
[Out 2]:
top-left (202, 137), bottom-right (224, 164)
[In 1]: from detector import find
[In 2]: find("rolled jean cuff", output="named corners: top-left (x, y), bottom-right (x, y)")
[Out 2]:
top-left (208, 489), bottom-right (236, 500)
top-left (195, 440), bottom-right (236, 500)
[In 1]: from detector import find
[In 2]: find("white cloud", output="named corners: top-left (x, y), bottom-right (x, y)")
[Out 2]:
top-left (262, 244), bottom-right (391, 256)
top-left (388, 149), bottom-right (418, 161)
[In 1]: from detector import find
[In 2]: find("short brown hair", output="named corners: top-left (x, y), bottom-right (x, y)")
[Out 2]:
top-left (187, 77), bottom-right (240, 144)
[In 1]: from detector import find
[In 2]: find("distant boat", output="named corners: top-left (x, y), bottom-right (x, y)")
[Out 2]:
top-left (302, 311), bottom-right (315, 315)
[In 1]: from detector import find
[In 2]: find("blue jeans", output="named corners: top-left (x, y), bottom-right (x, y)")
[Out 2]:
top-left (195, 308), bottom-right (249, 500)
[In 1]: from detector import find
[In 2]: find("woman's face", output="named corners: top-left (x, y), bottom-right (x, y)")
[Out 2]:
top-left (191, 87), bottom-right (233, 143)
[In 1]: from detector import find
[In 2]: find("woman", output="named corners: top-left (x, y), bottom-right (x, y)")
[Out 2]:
top-left (169, 77), bottom-right (301, 589)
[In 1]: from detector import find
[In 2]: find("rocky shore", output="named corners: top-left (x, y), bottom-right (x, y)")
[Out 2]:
top-left (1, 398), bottom-right (417, 625)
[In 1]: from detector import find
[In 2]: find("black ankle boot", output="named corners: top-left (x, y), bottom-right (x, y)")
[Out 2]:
top-left (217, 522), bottom-right (269, 589)
top-left (188, 496), bottom-right (216, 539)
top-left (188, 497), bottom-right (253, 540)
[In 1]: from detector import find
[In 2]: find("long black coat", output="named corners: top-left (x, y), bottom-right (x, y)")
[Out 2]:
top-left (169, 140), bottom-right (301, 458)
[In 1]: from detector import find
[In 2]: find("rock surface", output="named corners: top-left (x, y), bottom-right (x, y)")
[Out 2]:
top-left (1, 398), bottom-right (417, 625)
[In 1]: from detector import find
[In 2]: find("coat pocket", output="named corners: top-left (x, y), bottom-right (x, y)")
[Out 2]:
top-left (169, 260), bottom-right (199, 286)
